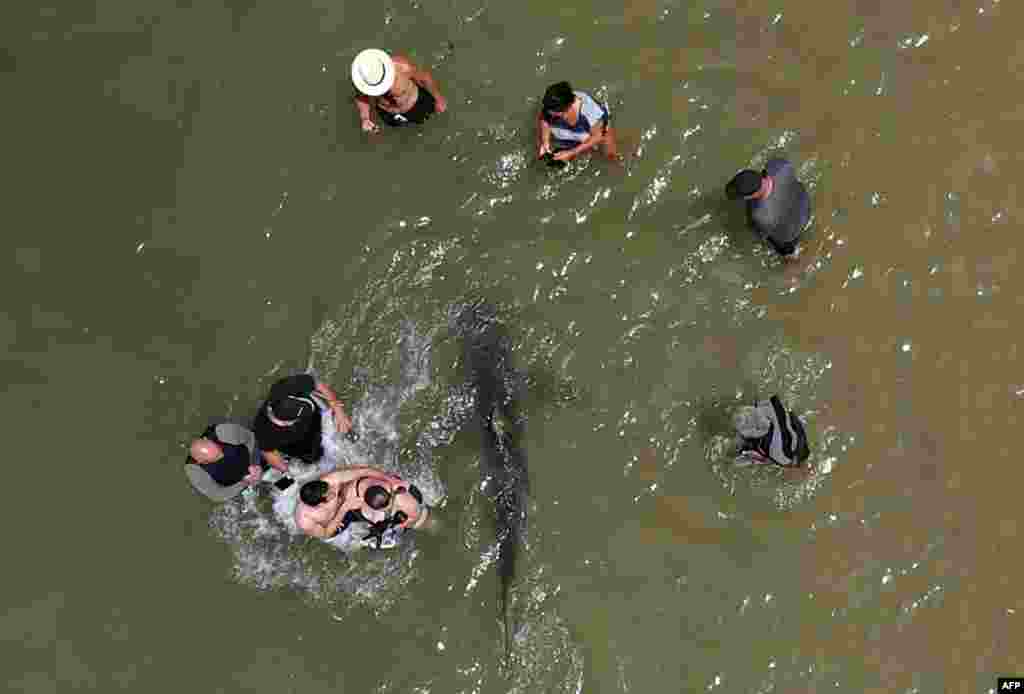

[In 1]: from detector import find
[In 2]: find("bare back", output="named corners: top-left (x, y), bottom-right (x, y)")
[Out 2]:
top-left (294, 475), bottom-right (345, 537)
top-left (295, 466), bottom-right (399, 537)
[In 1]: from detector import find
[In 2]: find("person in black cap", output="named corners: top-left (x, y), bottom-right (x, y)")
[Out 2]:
top-left (732, 395), bottom-right (811, 467)
top-left (725, 157), bottom-right (811, 260)
top-left (252, 373), bottom-right (353, 474)
top-left (183, 420), bottom-right (265, 502)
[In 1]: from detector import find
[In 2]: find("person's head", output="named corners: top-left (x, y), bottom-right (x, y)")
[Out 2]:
top-left (363, 484), bottom-right (392, 511)
top-left (542, 81), bottom-right (576, 116)
top-left (351, 48), bottom-right (395, 96)
top-left (733, 406), bottom-right (772, 439)
top-left (266, 395), bottom-right (316, 428)
top-left (188, 438), bottom-right (223, 464)
top-left (725, 169), bottom-right (767, 200)
top-left (300, 480), bottom-right (330, 506)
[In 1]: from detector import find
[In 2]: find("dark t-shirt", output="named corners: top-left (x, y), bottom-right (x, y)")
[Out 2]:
top-left (183, 421), bottom-right (260, 501)
top-left (203, 433), bottom-right (251, 486)
top-left (252, 374), bottom-right (324, 463)
top-left (747, 158), bottom-right (811, 247)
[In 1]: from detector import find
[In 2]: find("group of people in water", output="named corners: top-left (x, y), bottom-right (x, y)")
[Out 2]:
top-left (184, 372), bottom-right (431, 548)
top-left (182, 48), bottom-right (814, 544)
top-left (348, 48), bottom-right (810, 260)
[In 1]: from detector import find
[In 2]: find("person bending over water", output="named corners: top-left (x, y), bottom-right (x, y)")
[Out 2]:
top-left (733, 395), bottom-right (810, 467)
top-left (252, 373), bottom-right (352, 475)
top-left (184, 420), bottom-right (264, 502)
top-left (295, 467), bottom-right (430, 541)
top-left (536, 81), bottom-right (619, 167)
top-left (351, 48), bottom-right (447, 132)
top-left (726, 157), bottom-right (811, 261)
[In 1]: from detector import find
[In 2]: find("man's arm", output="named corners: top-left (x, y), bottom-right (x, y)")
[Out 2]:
top-left (296, 513), bottom-right (330, 539)
top-left (322, 466), bottom-right (398, 487)
top-left (313, 382), bottom-right (353, 434)
top-left (354, 94), bottom-right (379, 132)
top-left (537, 112), bottom-right (552, 157)
top-left (262, 449), bottom-right (289, 473)
top-left (393, 492), bottom-right (428, 529)
top-left (553, 129), bottom-right (604, 161)
top-left (322, 507), bottom-right (352, 538)
top-left (396, 55), bottom-right (447, 112)
top-left (314, 381), bottom-right (339, 402)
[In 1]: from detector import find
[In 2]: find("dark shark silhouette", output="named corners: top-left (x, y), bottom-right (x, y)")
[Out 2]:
top-left (455, 303), bottom-right (529, 666)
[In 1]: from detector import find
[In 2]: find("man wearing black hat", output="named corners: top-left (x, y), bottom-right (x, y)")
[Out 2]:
top-left (252, 373), bottom-right (353, 474)
top-left (726, 157), bottom-right (811, 260)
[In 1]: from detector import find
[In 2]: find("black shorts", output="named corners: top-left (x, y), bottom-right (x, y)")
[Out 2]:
top-left (765, 235), bottom-right (800, 257)
top-left (378, 88), bottom-right (437, 127)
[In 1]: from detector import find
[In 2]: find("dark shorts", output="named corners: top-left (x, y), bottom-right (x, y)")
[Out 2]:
top-left (378, 88), bottom-right (437, 127)
top-left (765, 235), bottom-right (800, 257)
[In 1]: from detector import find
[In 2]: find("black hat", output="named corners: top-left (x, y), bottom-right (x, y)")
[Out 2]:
top-left (725, 169), bottom-right (763, 199)
top-left (267, 395), bottom-right (316, 425)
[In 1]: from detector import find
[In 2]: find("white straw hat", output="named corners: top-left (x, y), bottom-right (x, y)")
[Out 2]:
top-left (351, 48), bottom-right (395, 96)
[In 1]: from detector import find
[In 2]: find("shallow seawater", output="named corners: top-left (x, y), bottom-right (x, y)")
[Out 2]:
top-left (6, 0), bottom-right (1023, 693)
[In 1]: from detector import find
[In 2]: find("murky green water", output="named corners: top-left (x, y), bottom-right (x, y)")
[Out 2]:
top-left (5, 1), bottom-right (1023, 692)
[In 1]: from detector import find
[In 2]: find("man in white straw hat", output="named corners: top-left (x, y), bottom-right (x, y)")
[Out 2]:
top-left (351, 48), bottom-right (447, 133)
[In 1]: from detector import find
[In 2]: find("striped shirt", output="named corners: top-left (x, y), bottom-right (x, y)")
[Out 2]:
top-left (543, 90), bottom-right (609, 145)
top-left (752, 396), bottom-right (810, 466)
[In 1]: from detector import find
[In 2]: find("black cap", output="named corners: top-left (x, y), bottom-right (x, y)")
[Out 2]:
top-left (725, 169), bottom-right (763, 199)
top-left (267, 395), bottom-right (315, 424)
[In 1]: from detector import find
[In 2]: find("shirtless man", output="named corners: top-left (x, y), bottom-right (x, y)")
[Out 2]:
top-left (351, 48), bottom-right (447, 132)
top-left (295, 466), bottom-right (429, 540)
top-left (341, 468), bottom-right (431, 530)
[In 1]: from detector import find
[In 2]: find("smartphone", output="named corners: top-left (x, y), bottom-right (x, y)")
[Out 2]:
top-left (274, 477), bottom-right (295, 491)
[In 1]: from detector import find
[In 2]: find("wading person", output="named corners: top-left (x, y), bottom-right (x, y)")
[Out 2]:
top-left (725, 157), bottom-right (811, 260)
top-left (295, 466), bottom-right (430, 541)
top-left (183, 420), bottom-right (264, 502)
top-left (351, 48), bottom-right (447, 132)
top-left (733, 395), bottom-right (811, 467)
top-left (536, 80), bottom-right (619, 168)
top-left (252, 373), bottom-right (352, 475)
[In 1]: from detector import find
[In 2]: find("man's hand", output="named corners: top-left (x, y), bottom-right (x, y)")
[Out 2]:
top-left (537, 140), bottom-right (552, 158)
top-left (263, 450), bottom-right (289, 474)
top-left (244, 465), bottom-right (263, 485)
top-left (434, 94), bottom-right (447, 113)
top-left (332, 403), bottom-right (352, 434)
top-left (552, 149), bottom-right (575, 162)
top-left (361, 118), bottom-right (380, 133)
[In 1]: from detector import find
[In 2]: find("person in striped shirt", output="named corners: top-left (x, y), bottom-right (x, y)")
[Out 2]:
top-left (733, 395), bottom-right (811, 467)
top-left (536, 81), bottom-right (620, 167)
